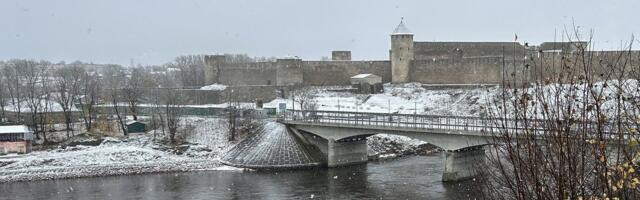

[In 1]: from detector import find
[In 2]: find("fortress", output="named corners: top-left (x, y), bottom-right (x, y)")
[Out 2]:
top-left (203, 20), bottom-right (637, 89)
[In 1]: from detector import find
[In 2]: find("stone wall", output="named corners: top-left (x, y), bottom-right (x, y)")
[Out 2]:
top-left (203, 46), bottom-right (638, 89)
top-left (531, 50), bottom-right (640, 83)
top-left (411, 57), bottom-right (524, 85)
top-left (225, 85), bottom-right (279, 102)
top-left (302, 61), bottom-right (391, 86)
top-left (413, 42), bottom-right (526, 60)
top-left (275, 59), bottom-right (304, 86)
top-left (217, 62), bottom-right (277, 86)
top-left (331, 51), bottom-right (351, 60)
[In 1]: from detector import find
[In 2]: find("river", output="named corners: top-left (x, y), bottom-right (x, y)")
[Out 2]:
top-left (0, 154), bottom-right (482, 200)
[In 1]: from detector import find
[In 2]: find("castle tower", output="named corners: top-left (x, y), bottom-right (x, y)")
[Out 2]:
top-left (204, 55), bottom-right (226, 85)
top-left (390, 19), bottom-right (414, 83)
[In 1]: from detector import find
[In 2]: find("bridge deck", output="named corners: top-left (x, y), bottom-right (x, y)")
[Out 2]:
top-left (281, 110), bottom-right (623, 137)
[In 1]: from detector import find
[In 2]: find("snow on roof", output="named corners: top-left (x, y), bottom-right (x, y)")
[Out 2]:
top-left (392, 19), bottom-right (413, 35)
top-left (0, 125), bottom-right (30, 134)
top-left (351, 74), bottom-right (379, 79)
top-left (126, 121), bottom-right (143, 125)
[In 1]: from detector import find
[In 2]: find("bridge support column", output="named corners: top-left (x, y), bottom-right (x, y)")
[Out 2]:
top-left (442, 146), bottom-right (485, 182)
top-left (327, 138), bottom-right (368, 167)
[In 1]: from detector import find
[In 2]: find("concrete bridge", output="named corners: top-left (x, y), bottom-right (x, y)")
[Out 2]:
top-left (280, 109), bottom-right (621, 182)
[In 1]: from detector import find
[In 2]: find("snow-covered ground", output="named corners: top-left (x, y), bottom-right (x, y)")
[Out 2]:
top-left (367, 134), bottom-right (440, 160)
top-left (0, 117), bottom-right (439, 183)
top-left (182, 117), bottom-right (236, 155)
top-left (0, 83), bottom-right (520, 183)
top-left (200, 83), bottom-right (228, 91)
top-left (266, 83), bottom-right (498, 117)
top-left (0, 117), bottom-right (244, 183)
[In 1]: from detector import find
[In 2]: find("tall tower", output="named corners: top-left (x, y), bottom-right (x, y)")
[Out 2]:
top-left (390, 18), bottom-right (414, 83)
top-left (204, 55), bottom-right (226, 85)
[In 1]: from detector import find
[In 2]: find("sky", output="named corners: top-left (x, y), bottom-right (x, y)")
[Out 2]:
top-left (2, 0), bottom-right (639, 66)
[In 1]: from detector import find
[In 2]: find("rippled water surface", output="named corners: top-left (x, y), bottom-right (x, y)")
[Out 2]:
top-left (0, 155), bottom-right (482, 200)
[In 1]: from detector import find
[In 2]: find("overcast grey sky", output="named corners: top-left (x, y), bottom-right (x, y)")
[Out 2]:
top-left (2, 0), bottom-right (639, 66)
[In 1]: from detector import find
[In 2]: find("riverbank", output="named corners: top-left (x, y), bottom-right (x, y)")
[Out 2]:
top-left (0, 132), bottom-right (241, 183)
top-left (368, 134), bottom-right (442, 160)
top-left (0, 118), bottom-right (436, 183)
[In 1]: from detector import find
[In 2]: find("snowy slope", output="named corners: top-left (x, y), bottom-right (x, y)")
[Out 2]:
top-left (266, 83), bottom-right (498, 117)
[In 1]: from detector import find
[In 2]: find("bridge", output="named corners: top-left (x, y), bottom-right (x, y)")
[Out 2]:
top-left (280, 109), bottom-right (622, 182)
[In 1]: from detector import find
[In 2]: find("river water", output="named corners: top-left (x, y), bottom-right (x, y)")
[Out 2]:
top-left (0, 154), bottom-right (482, 200)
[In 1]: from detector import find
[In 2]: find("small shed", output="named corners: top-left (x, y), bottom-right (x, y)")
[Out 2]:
top-left (126, 121), bottom-right (146, 133)
top-left (0, 125), bottom-right (33, 154)
top-left (350, 74), bottom-right (383, 94)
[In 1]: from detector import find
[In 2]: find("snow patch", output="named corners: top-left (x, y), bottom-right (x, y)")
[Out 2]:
top-left (200, 83), bottom-right (227, 91)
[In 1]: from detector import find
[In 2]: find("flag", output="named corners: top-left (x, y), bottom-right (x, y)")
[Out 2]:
top-left (514, 34), bottom-right (518, 41)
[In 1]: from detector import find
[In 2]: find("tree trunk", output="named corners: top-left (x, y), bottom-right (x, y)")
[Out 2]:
top-left (112, 98), bottom-right (127, 136)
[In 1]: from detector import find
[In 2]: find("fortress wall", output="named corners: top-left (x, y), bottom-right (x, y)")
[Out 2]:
top-left (225, 85), bottom-right (279, 102)
top-left (411, 57), bottom-right (525, 85)
top-left (531, 51), bottom-right (640, 83)
top-left (217, 62), bottom-right (278, 86)
top-left (301, 61), bottom-right (391, 86)
top-left (275, 59), bottom-right (304, 86)
top-left (413, 42), bottom-right (526, 60)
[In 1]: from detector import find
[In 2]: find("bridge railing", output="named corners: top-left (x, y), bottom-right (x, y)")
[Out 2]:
top-left (282, 109), bottom-right (627, 137)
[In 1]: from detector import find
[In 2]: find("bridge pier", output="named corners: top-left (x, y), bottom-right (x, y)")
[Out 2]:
top-left (327, 138), bottom-right (368, 167)
top-left (291, 128), bottom-right (369, 167)
top-left (442, 146), bottom-right (485, 182)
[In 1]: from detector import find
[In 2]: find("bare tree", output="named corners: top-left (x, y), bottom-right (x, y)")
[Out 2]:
top-left (103, 65), bottom-right (128, 136)
top-left (17, 60), bottom-right (50, 142)
top-left (152, 71), bottom-right (183, 144)
top-left (162, 88), bottom-right (183, 144)
top-left (52, 65), bottom-right (84, 137)
top-left (2, 61), bottom-right (23, 121)
top-left (226, 106), bottom-right (237, 141)
top-left (483, 32), bottom-right (640, 199)
top-left (123, 68), bottom-right (146, 121)
top-left (291, 87), bottom-right (318, 111)
top-left (173, 55), bottom-right (205, 88)
top-left (0, 71), bottom-right (7, 122)
top-left (78, 69), bottom-right (101, 132)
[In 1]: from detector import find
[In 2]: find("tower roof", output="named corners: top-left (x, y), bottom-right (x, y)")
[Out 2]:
top-left (392, 18), bottom-right (413, 35)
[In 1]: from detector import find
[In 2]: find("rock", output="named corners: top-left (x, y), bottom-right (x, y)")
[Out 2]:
top-left (101, 137), bottom-right (122, 144)
top-left (0, 160), bottom-right (15, 168)
top-left (65, 135), bottom-right (103, 147)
